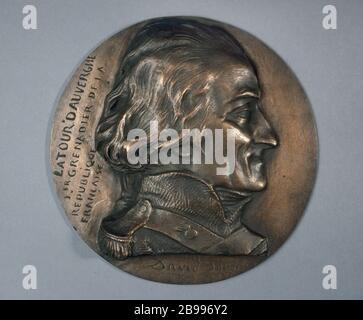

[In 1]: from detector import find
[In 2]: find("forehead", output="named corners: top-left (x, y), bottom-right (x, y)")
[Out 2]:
top-left (204, 55), bottom-right (260, 111)
top-left (216, 56), bottom-right (259, 94)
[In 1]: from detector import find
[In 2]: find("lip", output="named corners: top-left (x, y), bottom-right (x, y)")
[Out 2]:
top-left (243, 148), bottom-right (264, 176)
top-left (250, 154), bottom-right (263, 164)
top-left (249, 155), bottom-right (264, 172)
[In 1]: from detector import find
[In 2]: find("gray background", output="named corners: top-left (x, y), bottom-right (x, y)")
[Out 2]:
top-left (0, 0), bottom-right (362, 299)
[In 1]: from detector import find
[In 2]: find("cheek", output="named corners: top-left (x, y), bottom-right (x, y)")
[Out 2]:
top-left (222, 122), bottom-right (252, 149)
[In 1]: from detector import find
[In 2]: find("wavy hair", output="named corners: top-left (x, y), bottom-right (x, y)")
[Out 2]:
top-left (95, 17), bottom-right (254, 175)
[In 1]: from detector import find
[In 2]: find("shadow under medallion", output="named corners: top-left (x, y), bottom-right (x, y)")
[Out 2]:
top-left (95, 17), bottom-right (278, 260)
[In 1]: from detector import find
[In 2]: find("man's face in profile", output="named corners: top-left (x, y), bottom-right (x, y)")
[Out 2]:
top-left (188, 54), bottom-right (278, 192)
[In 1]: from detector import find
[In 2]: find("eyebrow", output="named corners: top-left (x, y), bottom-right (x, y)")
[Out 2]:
top-left (235, 89), bottom-right (260, 99)
top-left (228, 89), bottom-right (260, 105)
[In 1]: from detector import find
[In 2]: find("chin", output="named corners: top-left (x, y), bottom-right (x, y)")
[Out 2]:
top-left (238, 174), bottom-right (267, 192)
top-left (248, 177), bottom-right (267, 191)
top-left (245, 162), bottom-right (268, 191)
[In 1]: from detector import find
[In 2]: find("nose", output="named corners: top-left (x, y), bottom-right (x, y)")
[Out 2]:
top-left (252, 106), bottom-right (278, 148)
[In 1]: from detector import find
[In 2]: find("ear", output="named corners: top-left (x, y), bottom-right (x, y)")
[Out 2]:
top-left (180, 89), bottom-right (204, 115)
top-left (180, 89), bottom-right (194, 114)
top-left (179, 88), bottom-right (208, 131)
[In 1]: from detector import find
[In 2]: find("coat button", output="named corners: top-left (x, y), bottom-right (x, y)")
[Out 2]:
top-left (176, 225), bottom-right (198, 240)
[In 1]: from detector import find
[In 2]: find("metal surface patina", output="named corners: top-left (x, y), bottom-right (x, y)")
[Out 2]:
top-left (50, 17), bottom-right (318, 284)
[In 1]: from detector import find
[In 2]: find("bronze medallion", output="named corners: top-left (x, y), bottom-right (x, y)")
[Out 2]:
top-left (50, 17), bottom-right (318, 284)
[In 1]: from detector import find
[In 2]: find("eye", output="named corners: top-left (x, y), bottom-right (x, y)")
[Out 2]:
top-left (225, 104), bottom-right (251, 126)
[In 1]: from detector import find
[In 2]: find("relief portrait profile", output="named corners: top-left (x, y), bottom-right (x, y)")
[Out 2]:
top-left (94, 17), bottom-right (279, 260)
